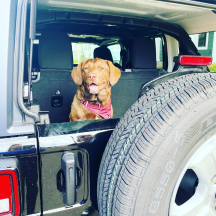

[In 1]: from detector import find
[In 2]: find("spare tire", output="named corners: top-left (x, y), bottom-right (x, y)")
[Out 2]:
top-left (97, 73), bottom-right (216, 216)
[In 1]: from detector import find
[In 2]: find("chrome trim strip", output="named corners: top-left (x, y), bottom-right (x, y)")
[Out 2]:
top-left (39, 129), bottom-right (113, 152)
top-left (0, 136), bottom-right (37, 155)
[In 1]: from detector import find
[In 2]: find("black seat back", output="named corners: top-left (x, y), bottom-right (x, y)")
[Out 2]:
top-left (32, 31), bottom-right (76, 123)
top-left (93, 46), bottom-right (113, 62)
top-left (131, 37), bottom-right (157, 70)
top-left (112, 37), bottom-right (161, 117)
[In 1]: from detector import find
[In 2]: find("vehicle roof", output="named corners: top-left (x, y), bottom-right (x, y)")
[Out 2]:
top-left (37, 0), bottom-right (216, 34)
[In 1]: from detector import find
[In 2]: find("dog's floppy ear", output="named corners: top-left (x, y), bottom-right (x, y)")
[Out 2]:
top-left (71, 60), bottom-right (86, 85)
top-left (106, 60), bottom-right (121, 86)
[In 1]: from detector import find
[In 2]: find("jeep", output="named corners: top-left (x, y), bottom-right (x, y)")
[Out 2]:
top-left (1, 0), bottom-right (216, 215)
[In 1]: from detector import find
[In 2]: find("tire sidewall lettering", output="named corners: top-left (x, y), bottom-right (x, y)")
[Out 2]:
top-left (149, 201), bottom-right (160, 214)
top-left (165, 160), bottom-right (175, 173)
top-left (149, 131), bottom-right (185, 214)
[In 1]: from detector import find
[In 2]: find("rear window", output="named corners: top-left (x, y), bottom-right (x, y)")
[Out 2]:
top-left (108, 44), bottom-right (121, 65)
top-left (155, 37), bottom-right (164, 69)
top-left (72, 43), bottom-right (99, 64)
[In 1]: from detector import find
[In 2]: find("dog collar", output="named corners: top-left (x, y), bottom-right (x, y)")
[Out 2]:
top-left (80, 99), bottom-right (112, 119)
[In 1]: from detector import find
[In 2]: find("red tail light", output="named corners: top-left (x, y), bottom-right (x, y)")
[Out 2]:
top-left (174, 56), bottom-right (212, 66)
top-left (0, 170), bottom-right (20, 216)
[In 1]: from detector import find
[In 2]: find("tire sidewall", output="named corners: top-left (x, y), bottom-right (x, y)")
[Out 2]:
top-left (134, 93), bottom-right (216, 215)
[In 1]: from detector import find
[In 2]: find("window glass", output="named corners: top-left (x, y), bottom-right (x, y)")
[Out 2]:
top-left (198, 33), bottom-right (207, 47)
top-left (108, 44), bottom-right (121, 64)
top-left (190, 32), bottom-right (209, 50)
top-left (155, 37), bottom-right (163, 69)
top-left (72, 43), bottom-right (99, 64)
top-left (190, 31), bottom-right (216, 72)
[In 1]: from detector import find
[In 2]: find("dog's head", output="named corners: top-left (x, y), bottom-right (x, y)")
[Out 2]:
top-left (71, 58), bottom-right (121, 95)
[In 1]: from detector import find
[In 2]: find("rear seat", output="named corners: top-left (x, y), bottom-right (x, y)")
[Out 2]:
top-left (32, 31), bottom-right (75, 123)
top-left (112, 37), bottom-right (161, 117)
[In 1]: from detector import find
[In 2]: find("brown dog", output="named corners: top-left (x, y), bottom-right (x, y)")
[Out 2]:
top-left (69, 58), bottom-right (121, 121)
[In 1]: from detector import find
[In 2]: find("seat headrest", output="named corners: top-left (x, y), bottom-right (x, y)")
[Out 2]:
top-left (94, 46), bottom-right (113, 62)
top-left (38, 31), bottom-right (73, 70)
top-left (131, 37), bottom-right (156, 69)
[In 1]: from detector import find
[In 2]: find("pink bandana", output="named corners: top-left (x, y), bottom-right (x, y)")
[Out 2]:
top-left (80, 99), bottom-right (112, 119)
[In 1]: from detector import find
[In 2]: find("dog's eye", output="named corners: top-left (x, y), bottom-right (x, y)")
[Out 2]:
top-left (99, 67), bottom-right (104, 70)
top-left (84, 67), bottom-right (89, 70)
